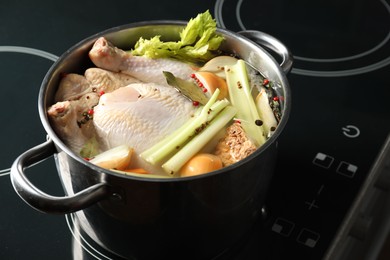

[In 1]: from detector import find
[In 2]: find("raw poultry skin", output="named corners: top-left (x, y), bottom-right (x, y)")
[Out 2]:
top-left (93, 83), bottom-right (195, 152)
top-left (48, 92), bottom-right (99, 153)
top-left (89, 37), bottom-right (195, 86)
top-left (48, 68), bottom-right (140, 153)
top-left (55, 68), bottom-right (140, 102)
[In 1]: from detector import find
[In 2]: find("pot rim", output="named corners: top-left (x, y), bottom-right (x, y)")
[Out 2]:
top-left (38, 20), bottom-right (292, 182)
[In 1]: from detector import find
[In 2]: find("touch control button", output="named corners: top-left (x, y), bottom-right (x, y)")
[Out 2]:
top-left (312, 152), bottom-right (334, 169)
top-left (342, 125), bottom-right (360, 138)
top-left (297, 228), bottom-right (320, 248)
top-left (271, 218), bottom-right (295, 237)
top-left (336, 161), bottom-right (358, 178)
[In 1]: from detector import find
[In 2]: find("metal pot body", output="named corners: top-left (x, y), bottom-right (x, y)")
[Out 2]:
top-left (57, 141), bottom-right (277, 259)
top-left (11, 21), bottom-right (292, 260)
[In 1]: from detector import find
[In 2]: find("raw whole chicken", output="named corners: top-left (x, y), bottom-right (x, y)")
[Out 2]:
top-left (49, 37), bottom-right (199, 173)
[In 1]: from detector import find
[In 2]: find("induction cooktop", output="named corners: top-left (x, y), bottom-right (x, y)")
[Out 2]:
top-left (1, 0), bottom-right (390, 259)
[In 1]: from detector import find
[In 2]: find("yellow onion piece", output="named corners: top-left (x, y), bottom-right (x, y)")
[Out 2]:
top-left (199, 55), bottom-right (238, 79)
top-left (180, 153), bottom-right (223, 177)
top-left (89, 145), bottom-right (133, 170)
top-left (194, 72), bottom-right (229, 100)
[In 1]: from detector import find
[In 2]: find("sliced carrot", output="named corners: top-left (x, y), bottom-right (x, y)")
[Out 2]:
top-left (123, 168), bottom-right (150, 174)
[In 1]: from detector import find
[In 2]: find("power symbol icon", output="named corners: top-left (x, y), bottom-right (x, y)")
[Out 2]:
top-left (342, 125), bottom-right (360, 138)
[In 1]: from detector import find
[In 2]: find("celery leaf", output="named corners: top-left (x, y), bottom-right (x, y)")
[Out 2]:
top-left (130, 10), bottom-right (224, 63)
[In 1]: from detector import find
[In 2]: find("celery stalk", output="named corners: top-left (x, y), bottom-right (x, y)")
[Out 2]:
top-left (140, 89), bottom-right (226, 165)
top-left (224, 60), bottom-right (266, 146)
top-left (139, 107), bottom-right (201, 161)
top-left (162, 105), bottom-right (237, 175)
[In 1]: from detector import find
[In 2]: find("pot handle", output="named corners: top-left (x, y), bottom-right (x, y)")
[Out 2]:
top-left (238, 30), bottom-right (293, 74)
top-left (10, 138), bottom-right (112, 214)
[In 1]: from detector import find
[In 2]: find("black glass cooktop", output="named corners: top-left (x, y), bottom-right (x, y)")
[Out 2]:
top-left (1, 0), bottom-right (389, 259)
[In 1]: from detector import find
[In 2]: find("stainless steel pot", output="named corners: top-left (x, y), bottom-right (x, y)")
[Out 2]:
top-left (11, 21), bottom-right (292, 259)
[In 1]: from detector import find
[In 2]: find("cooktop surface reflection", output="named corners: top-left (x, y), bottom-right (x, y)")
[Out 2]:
top-left (1, 0), bottom-right (390, 259)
